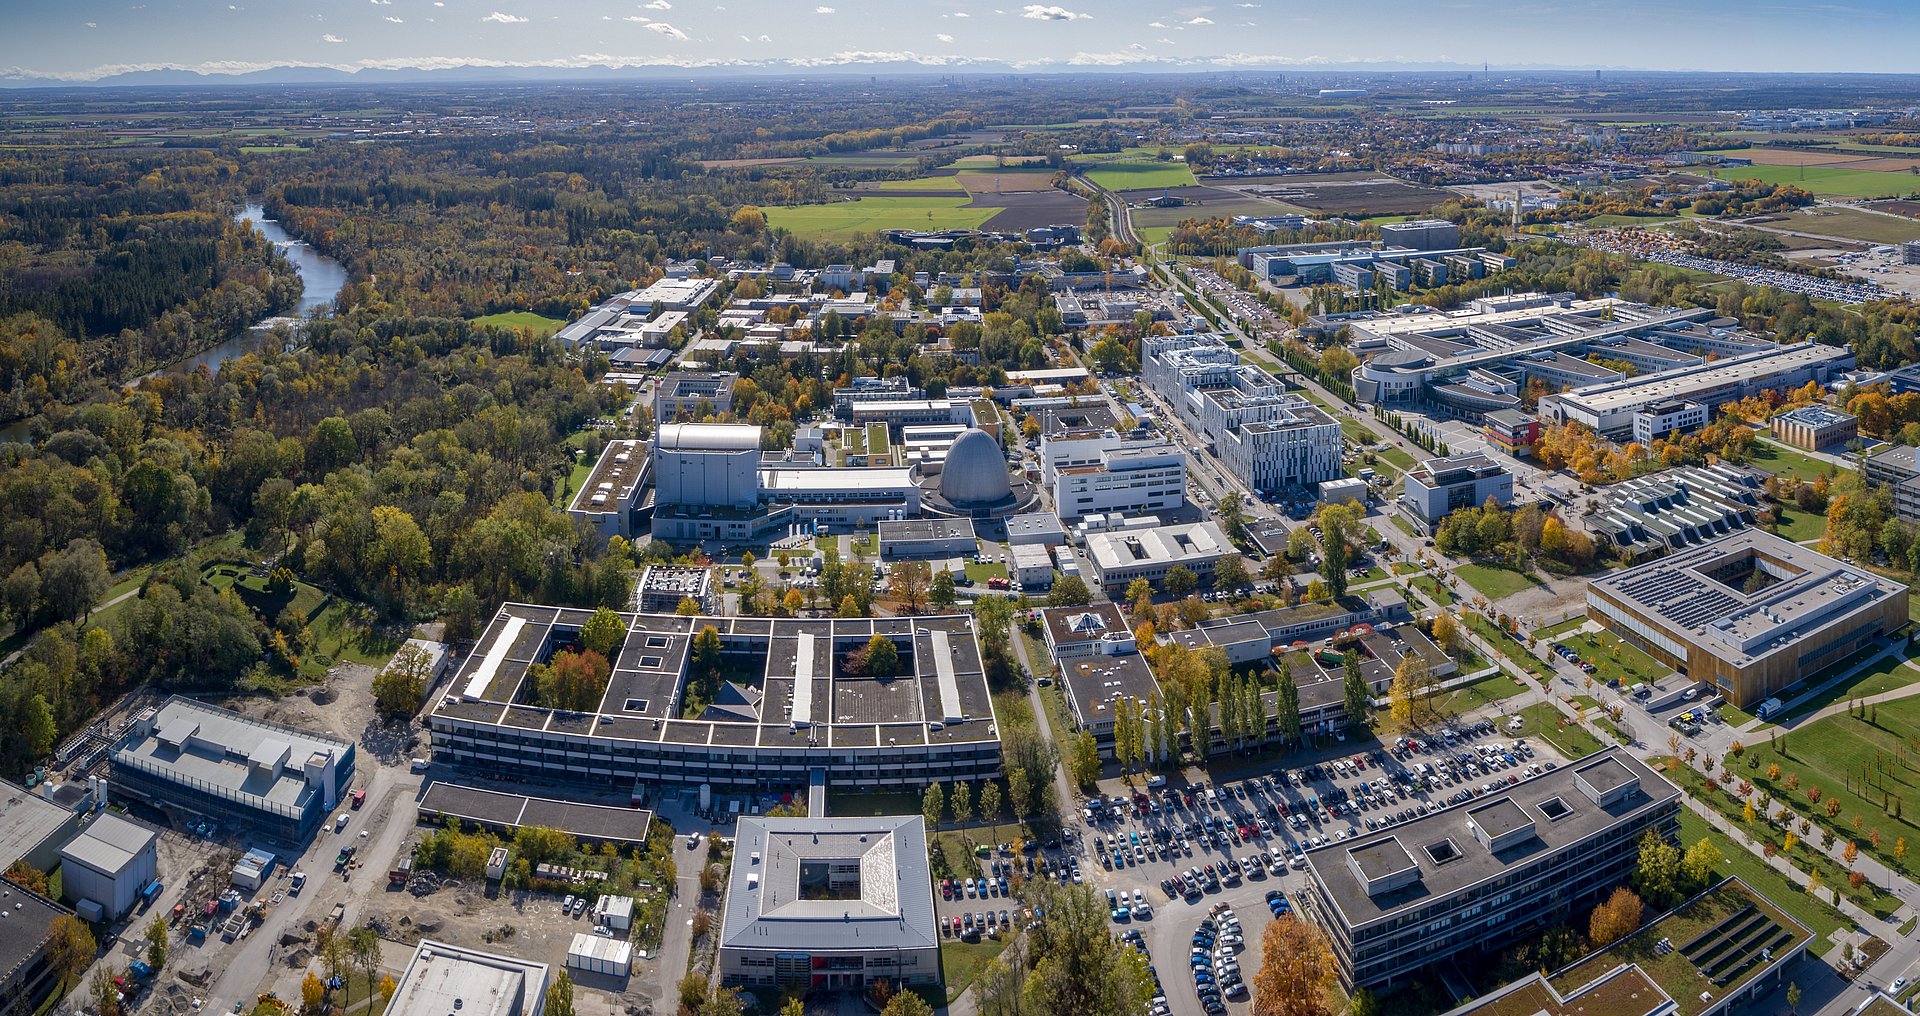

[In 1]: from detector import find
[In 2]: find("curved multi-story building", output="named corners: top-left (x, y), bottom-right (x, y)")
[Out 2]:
top-left (427, 604), bottom-right (1004, 792)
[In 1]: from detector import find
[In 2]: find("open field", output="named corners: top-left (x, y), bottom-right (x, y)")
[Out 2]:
top-left (871, 175), bottom-right (968, 193)
top-left (471, 311), bottom-right (565, 337)
top-left (1748, 694), bottom-right (1920, 881)
top-left (1772, 206), bottom-right (1920, 245)
top-left (1750, 439), bottom-right (1847, 484)
top-left (1702, 164), bottom-right (1920, 198)
top-left (975, 190), bottom-right (1086, 232)
top-left (1236, 172), bottom-right (1454, 215)
top-left (1455, 563), bottom-right (1542, 602)
top-left (765, 196), bottom-right (998, 238)
top-left (698, 156), bottom-right (806, 169)
top-left (957, 171), bottom-right (1056, 193)
top-left (1513, 702), bottom-right (1603, 759)
top-left (1776, 645), bottom-right (1920, 723)
top-left (1080, 160), bottom-right (1197, 191)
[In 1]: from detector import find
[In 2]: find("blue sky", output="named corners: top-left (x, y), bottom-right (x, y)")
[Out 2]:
top-left (5, 0), bottom-right (1920, 81)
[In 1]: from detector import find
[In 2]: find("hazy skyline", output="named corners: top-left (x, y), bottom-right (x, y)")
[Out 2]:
top-left (6, 0), bottom-right (1920, 83)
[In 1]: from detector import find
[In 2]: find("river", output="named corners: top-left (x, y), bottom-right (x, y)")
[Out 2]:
top-left (0, 204), bottom-right (346, 443)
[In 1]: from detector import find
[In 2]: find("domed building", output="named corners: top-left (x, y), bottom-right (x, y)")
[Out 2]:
top-left (915, 427), bottom-right (1038, 520)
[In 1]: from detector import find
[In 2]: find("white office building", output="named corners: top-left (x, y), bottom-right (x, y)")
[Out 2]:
top-left (1085, 521), bottom-right (1234, 594)
top-left (388, 941), bottom-right (548, 1016)
top-left (1144, 335), bottom-right (1341, 495)
top-left (1043, 434), bottom-right (1187, 521)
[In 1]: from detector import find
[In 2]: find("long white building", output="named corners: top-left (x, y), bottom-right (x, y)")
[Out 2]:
top-left (1085, 520), bottom-right (1234, 594)
top-left (1539, 342), bottom-right (1854, 439)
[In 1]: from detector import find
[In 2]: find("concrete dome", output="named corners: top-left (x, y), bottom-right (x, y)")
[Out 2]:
top-left (939, 428), bottom-right (1014, 507)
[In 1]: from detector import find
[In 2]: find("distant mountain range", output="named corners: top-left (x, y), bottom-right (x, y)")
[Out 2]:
top-left (5, 59), bottom-right (1852, 89)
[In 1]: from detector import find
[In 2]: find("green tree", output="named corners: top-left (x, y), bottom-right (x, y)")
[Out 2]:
top-left (1342, 651), bottom-right (1370, 729)
top-left (1319, 506), bottom-right (1354, 599)
top-left (545, 970), bottom-right (576, 1016)
top-left (1631, 830), bottom-right (1685, 910)
top-left (578, 607), bottom-right (626, 657)
top-left (144, 916), bottom-right (169, 970)
top-left (881, 992), bottom-right (935, 1016)
top-left (372, 643), bottom-right (434, 717)
top-left (46, 914), bottom-right (93, 988)
top-left (22, 693), bottom-right (57, 758)
top-left (692, 625), bottom-right (724, 698)
top-left (950, 781), bottom-right (973, 825)
top-left (1681, 836), bottom-right (1723, 893)
top-left (1214, 555), bottom-right (1251, 592)
top-left (39, 538), bottom-right (108, 623)
top-left (922, 783), bottom-right (945, 830)
top-left (1164, 565), bottom-right (1198, 598)
top-left (979, 781), bottom-right (1003, 821)
top-left (1066, 730), bottom-right (1101, 788)
top-left (1125, 577), bottom-right (1154, 616)
top-left (1046, 575), bottom-right (1093, 607)
top-left (1277, 663), bottom-right (1302, 746)
top-left (348, 924), bottom-right (381, 1005)
top-left (931, 569), bottom-right (957, 608)
top-left (866, 633), bottom-right (900, 678)
top-left (1007, 765), bottom-right (1034, 820)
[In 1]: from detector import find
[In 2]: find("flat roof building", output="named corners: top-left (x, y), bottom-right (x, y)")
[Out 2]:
top-left (1586, 463), bottom-right (1764, 560)
top-left (878, 519), bottom-right (977, 560)
top-left (1540, 342), bottom-right (1853, 438)
top-left (655, 371), bottom-right (738, 423)
top-left (1005, 512), bottom-right (1068, 547)
top-left (112, 696), bottom-right (354, 843)
top-left (1302, 748), bottom-right (1680, 992)
top-left (417, 783), bottom-right (653, 847)
top-left (0, 780), bottom-right (82, 875)
top-left (636, 565), bottom-right (716, 614)
top-left (718, 816), bottom-right (939, 992)
top-left (1039, 603), bottom-right (1134, 662)
top-left (387, 941), bottom-right (549, 1016)
top-left (1588, 529), bottom-right (1908, 707)
top-left (429, 606), bottom-right (1001, 792)
top-left (1865, 444), bottom-right (1920, 524)
top-left (60, 813), bottom-right (158, 923)
top-left (1770, 404), bottom-right (1857, 452)
top-left (1439, 877), bottom-right (1810, 1016)
top-left (1061, 653), bottom-right (1160, 754)
top-left (568, 439), bottom-right (649, 541)
top-left (1403, 453), bottom-right (1513, 525)
top-left (0, 879), bottom-right (71, 1016)
top-left (1085, 521), bottom-right (1234, 595)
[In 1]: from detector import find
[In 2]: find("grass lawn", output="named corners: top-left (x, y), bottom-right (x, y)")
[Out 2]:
top-left (1136, 225), bottom-right (1176, 246)
top-left (553, 453), bottom-right (593, 508)
top-left (941, 937), bottom-right (1011, 1002)
top-left (1391, 562), bottom-right (1421, 575)
top-left (965, 560), bottom-right (1009, 585)
top-left (1432, 673), bottom-right (1529, 717)
top-left (1788, 205), bottom-right (1920, 244)
top-left (1390, 516), bottom-right (1419, 538)
top-left (1515, 702), bottom-right (1603, 759)
top-left (1465, 615), bottom-right (1554, 679)
top-left (1409, 575), bottom-right (1455, 607)
top-left (1454, 563), bottom-right (1542, 602)
top-left (1777, 644), bottom-right (1920, 722)
top-left (1674, 810), bottom-right (1848, 955)
top-left (765, 197), bottom-right (997, 239)
top-left (1081, 160), bottom-right (1198, 191)
top-left (1770, 504), bottom-right (1828, 543)
top-left (1556, 628), bottom-right (1672, 690)
top-left (1746, 696), bottom-right (1920, 883)
top-left (1668, 761), bottom-right (1898, 923)
top-left (1339, 418), bottom-right (1381, 443)
top-left (1376, 446), bottom-right (1416, 471)
top-left (850, 533), bottom-right (877, 556)
top-left (1749, 439), bottom-right (1848, 483)
top-left (1535, 615), bottom-right (1590, 642)
top-left (470, 311), bottom-right (565, 338)
top-left (1703, 163), bottom-right (1920, 199)
top-left (203, 562), bottom-right (399, 674)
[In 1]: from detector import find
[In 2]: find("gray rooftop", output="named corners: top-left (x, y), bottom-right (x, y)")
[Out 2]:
top-left (0, 879), bottom-right (67, 985)
top-left (1773, 405), bottom-right (1854, 429)
top-left (113, 697), bottom-right (349, 817)
top-left (61, 813), bottom-right (156, 877)
top-left (1306, 748), bottom-right (1677, 929)
top-left (1588, 529), bottom-right (1907, 667)
top-left (418, 783), bottom-right (653, 846)
top-left (1062, 653), bottom-right (1162, 729)
top-left (388, 940), bottom-right (549, 1016)
top-left (878, 519), bottom-right (977, 543)
top-left (720, 816), bottom-right (937, 953)
top-left (0, 780), bottom-right (72, 871)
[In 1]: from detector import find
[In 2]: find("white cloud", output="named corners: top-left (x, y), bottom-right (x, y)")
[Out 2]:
top-left (952, 10), bottom-right (969, 15)
top-left (1022, 4), bottom-right (1089, 19)
top-left (646, 21), bottom-right (689, 39)
top-left (937, 32), bottom-right (953, 42)
top-left (369, 0), bottom-right (390, 5)
top-left (643, 0), bottom-right (672, 8)
top-left (1186, 16), bottom-right (1213, 24)
top-left (1147, 20), bottom-right (1165, 27)
top-left (320, 33), bottom-right (345, 42)
top-left (385, 15), bottom-right (403, 22)
top-left (625, 15), bottom-right (652, 22)
top-left (1237, 2), bottom-right (1260, 6)
top-left (814, 5), bottom-right (834, 11)
top-left (84, 20), bottom-right (97, 27)
top-left (480, 11), bottom-right (527, 23)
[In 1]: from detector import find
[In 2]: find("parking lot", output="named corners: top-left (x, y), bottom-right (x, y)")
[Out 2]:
top-left (1042, 720), bottom-right (1567, 1016)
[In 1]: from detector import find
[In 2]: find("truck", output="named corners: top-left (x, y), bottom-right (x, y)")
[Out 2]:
top-left (388, 858), bottom-right (412, 887)
top-left (1755, 697), bottom-right (1785, 720)
top-left (138, 879), bottom-right (164, 910)
top-left (350, 788), bottom-right (367, 809)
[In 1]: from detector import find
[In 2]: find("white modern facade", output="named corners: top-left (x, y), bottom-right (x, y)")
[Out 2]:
top-left (1144, 334), bottom-right (1341, 495)
top-left (388, 941), bottom-right (548, 1016)
top-left (1043, 433), bottom-right (1188, 521)
top-left (60, 814), bottom-right (157, 922)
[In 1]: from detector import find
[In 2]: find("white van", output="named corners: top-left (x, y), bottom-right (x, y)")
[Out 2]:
top-left (410, 757), bottom-right (429, 771)
top-left (1145, 775), bottom-right (1167, 789)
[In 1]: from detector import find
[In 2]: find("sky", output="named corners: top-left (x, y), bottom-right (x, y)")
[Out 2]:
top-left (6, 0), bottom-right (1920, 82)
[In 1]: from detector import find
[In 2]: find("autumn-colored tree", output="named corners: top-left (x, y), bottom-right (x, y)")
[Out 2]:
top-left (302, 972), bottom-right (327, 1015)
top-left (1252, 915), bottom-right (1335, 1016)
top-left (538, 648), bottom-right (610, 712)
top-left (1588, 886), bottom-right (1644, 947)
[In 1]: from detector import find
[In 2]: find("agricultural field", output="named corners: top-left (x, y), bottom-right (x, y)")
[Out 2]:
top-left (870, 175), bottom-right (968, 193)
top-left (1234, 172), bottom-right (1454, 215)
top-left (1702, 164), bottom-right (1920, 199)
top-left (1080, 160), bottom-right (1198, 191)
top-left (955, 171), bottom-right (1057, 194)
top-left (764, 196), bottom-right (998, 238)
top-left (1770, 206), bottom-right (1920, 245)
